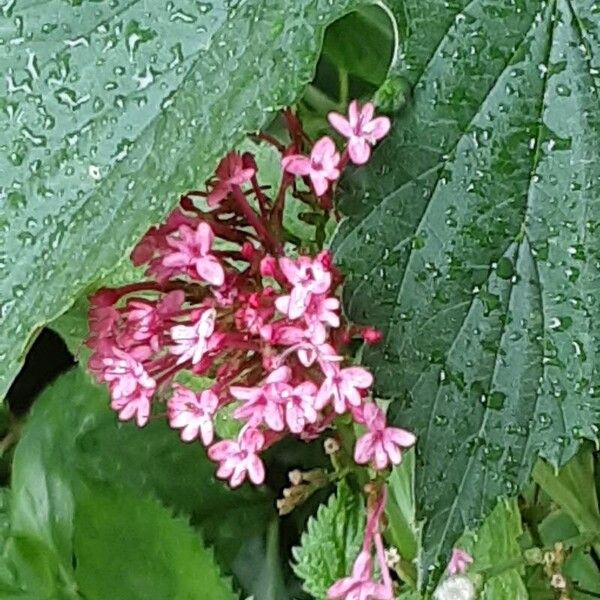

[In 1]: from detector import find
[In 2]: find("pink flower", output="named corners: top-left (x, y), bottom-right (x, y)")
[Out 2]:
top-left (276, 256), bottom-right (332, 319)
top-left (170, 308), bottom-right (221, 365)
top-left (447, 548), bottom-right (473, 575)
top-left (120, 290), bottom-right (184, 352)
top-left (207, 151), bottom-right (255, 207)
top-left (282, 136), bottom-right (340, 196)
top-left (208, 426), bottom-right (265, 487)
top-left (283, 381), bottom-right (318, 433)
top-left (327, 551), bottom-right (391, 600)
top-left (316, 364), bottom-right (373, 413)
top-left (328, 101), bottom-right (391, 165)
top-left (231, 366), bottom-right (290, 431)
top-left (167, 385), bottom-right (218, 445)
top-left (269, 321), bottom-right (327, 367)
top-left (305, 294), bottom-right (340, 328)
top-left (162, 222), bottom-right (225, 286)
top-left (101, 348), bottom-right (156, 427)
top-left (354, 403), bottom-right (416, 469)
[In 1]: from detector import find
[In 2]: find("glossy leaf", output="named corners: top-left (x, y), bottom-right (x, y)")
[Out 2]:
top-left (73, 485), bottom-right (236, 600)
top-left (0, 0), bottom-right (363, 400)
top-left (334, 0), bottom-right (600, 586)
top-left (292, 481), bottom-right (365, 599)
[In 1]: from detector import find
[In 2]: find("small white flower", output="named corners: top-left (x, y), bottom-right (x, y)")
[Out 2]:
top-left (434, 575), bottom-right (476, 600)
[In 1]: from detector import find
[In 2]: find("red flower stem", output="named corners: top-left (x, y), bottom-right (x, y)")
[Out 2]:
top-left (250, 173), bottom-right (271, 217)
top-left (109, 281), bottom-right (181, 300)
top-left (250, 132), bottom-right (285, 152)
top-left (230, 185), bottom-right (281, 254)
top-left (271, 176), bottom-right (292, 233)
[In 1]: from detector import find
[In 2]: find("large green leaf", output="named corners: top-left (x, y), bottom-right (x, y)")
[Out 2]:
top-left (73, 485), bottom-right (236, 600)
top-left (334, 0), bottom-right (600, 586)
top-left (10, 367), bottom-right (272, 582)
top-left (0, 0), bottom-right (364, 400)
top-left (292, 481), bottom-right (365, 599)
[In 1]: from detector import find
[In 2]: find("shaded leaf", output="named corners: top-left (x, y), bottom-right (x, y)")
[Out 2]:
top-left (10, 367), bottom-right (272, 581)
top-left (0, 0), bottom-right (364, 400)
top-left (292, 481), bottom-right (365, 599)
top-left (334, 0), bottom-right (600, 585)
top-left (73, 485), bottom-right (236, 600)
top-left (386, 449), bottom-right (418, 561)
top-left (533, 448), bottom-right (600, 543)
top-left (321, 5), bottom-right (395, 86)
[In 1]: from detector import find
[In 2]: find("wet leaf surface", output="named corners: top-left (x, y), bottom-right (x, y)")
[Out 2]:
top-left (334, 0), bottom-right (600, 586)
top-left (0, 0), bottom-right (361, 399)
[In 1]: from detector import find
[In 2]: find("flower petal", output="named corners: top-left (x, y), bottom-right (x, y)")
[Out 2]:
top-left (348, 137), bottom-right (371, 165)
top-left (195, 255), bottom-right (225, 286)
top-left (327, 112), bottom-right (354, 138)
top-left (281, 154), bottom-right (311, 176)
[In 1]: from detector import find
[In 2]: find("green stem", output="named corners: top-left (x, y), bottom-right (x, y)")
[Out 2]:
top-left (338, 68), bottom-right (349, 107)
top-left (303, 84), bottom-right (340, 114)
top-left (474, 531), bottom-right (599, 579)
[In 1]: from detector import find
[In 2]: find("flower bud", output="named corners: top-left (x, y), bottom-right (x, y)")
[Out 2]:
top-left (362, 327), bottom-right (383, 345)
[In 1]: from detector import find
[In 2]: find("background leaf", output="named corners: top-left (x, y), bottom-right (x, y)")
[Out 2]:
top-left (73, 485), bottom-right (236, 600)
top-left (292, 481), bottom-right (365, 599)
top-left (0, 0), bottom-right (365, 400)
top-left (333, 0), bottom-right (600, 586)
top-left (459, 499), bottom-right (528, 600)
top-left (9, 367), bottom-right (273, 589)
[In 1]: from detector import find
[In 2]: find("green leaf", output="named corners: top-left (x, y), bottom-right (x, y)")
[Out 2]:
top-left (333, 0), bottom-right (600, 585)
top-left (10, 367), bottom-right (272, 579)
top-left (292, 481), bottom-right (365, 599)
top-left (386, 449), bottom-right (418, 562)
top-left (73, 484), bottom-right (236, 600)
top-left (0, 0), bottom-right (364, 401)
top-left (321, 5), bottom-right (395, 86)
top-left (234, 519), bottom-right (287, 600)
top-left (460, 499), bottom-right (528, 600)
top-left (533, 448), bottom-right (600, 547)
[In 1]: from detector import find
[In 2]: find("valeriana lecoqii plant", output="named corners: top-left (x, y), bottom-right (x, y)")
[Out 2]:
top-left (85, 101), bottom-right (419, 598)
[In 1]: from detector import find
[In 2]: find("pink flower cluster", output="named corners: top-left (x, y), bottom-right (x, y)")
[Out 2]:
top-left (87, 101), bottom-right (411, 490)
top-left (86, 101), bottom-right (414, 596)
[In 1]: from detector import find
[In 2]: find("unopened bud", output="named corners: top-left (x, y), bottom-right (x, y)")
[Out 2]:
top-left (260, 255), bottom-right (277, 277)
top-left (241, 151), bottom-right (257, 171)
top-left (241, 242), bottom-right (255, 260)
top-left (317, 249), bottom-right (333, 269)
top-left (288, 469), bottom-right (303, 486)
top-left (324, 437), bottom-right (340, 455)
top-left (385, 547), bottom-right (400, 568)
top-left (362, 327), bottom-right (383, 345)
top-left (551, 573), bottom-right (567, 590)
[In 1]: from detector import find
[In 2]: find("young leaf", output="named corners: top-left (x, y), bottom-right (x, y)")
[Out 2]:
top-left (333, 0), bottom-right (600, 585)
top-left (533, 447), bottom-right (600, 548)
top-left (73, 485), bottom-right (236, 600)
top-left (386, 449), bottom-right (418, 562)
top-left (292, 481), bottom-right (365, 599)
top-left (460, 500), bottom-right (528, 600)
top-left (0, 0), bottom-right (365, 401)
